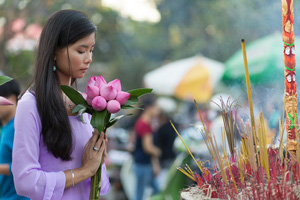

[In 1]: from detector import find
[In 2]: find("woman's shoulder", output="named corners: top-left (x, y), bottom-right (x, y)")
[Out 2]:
top-left (19, 90), bottom-right (36, 102)
top-left (134, 118), bottom-right (152, 134)
top-left (17, 91), bottom-right (38, 113)
top-left (15, 90), bottom-right (41, 132)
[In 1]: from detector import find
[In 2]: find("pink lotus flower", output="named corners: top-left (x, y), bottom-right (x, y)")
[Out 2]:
top-left (87, 76), bottom-right (97, 87)
top-left (92, 96), bottom-right (107, 111)
top-left (100, 84), bottom-right (118, 100)
top-left (95, 76), bottom-right (107, 90)
top-left (86, 85), bottom-right (100, 99)
top-left (87, 97), bottom-right (93, 106)
top-left (81, 92), bottom-right (87, 100)
top-left (116, 91), bottom-right (130, 105)
top-left (108, 79), bottom-right (121, 92)
top-left (107, 100), bottom-right (121, 114)
top-left (0, 97), bottom-right (13, 105)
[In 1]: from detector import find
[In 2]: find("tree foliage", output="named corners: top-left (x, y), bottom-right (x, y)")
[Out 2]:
top-left (0, 0), bottom-right (298, 89)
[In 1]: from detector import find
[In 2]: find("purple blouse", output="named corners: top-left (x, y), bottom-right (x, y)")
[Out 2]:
top-left (12, 91), bottom-right (110, 200)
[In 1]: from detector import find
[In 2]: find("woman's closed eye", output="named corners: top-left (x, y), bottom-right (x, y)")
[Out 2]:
top-left (78, 49), bottom-right (94, 54)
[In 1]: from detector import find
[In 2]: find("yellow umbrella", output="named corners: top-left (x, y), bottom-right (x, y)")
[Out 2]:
top-left (143, 56), bottom-right (224, 102)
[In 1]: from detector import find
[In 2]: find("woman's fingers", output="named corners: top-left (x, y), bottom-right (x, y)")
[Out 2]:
top-left (94, 132), bottom-right (105, 150)
top-left (90, 131), bottom-right (99, 146)
top-left (98, 138), bottom-right (106, 155)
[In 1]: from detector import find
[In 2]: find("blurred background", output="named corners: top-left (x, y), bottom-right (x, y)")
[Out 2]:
top-left (0, 0), bottom-right (299, 199)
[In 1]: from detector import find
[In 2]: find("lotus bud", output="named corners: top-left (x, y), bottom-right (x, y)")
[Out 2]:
top-left (108, 79), bottom-right (121, 92)
top-left (87, 97), bottom-right (93, 106)
top-left (95, 76), bottom-right (107, 90)
top-left (91, 96), bottom-right (107, 111)
top-left (86, 85), bottom-right (100, 99)
top-left (100, 84), bottom-right (118, 100)
top-left (0, 97), bottom-right (13, 105)
top-left (81, 93), bottom-right (87, 100)
top-left (85, 76), bottom-right (97, 95)
top-left (87, 76), bottom-right (97, 87)
top-left (116, 91), bottom-right (130, 105)
top-left (107, 100), bottom-right (121, 114)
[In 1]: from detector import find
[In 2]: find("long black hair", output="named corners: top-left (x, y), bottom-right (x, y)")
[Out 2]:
top-left (33, 10), bottom-right (96, 161)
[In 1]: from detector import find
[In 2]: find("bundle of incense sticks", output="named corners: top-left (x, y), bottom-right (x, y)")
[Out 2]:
top-left (174, 102), bottom-right (300, 199)
top-left (173, 38), bottom-right (300, 199)
top-left (175, 1), bottom-right (300, 198)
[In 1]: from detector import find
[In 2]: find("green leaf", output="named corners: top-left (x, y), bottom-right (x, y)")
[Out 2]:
top-left (72, 104), bottom-right (87, 123)
top-left (105, 114), bottom-right (134, 131)
top-left (121, 105), bottom-right (135, 109)
top-left (72, 104), bottom-right (86, 114)
top-left (60, 85), bottom-right (88, 107)
top-left (91, 113), bottom-right (96, 128)
top-left (78, 107), bottom-right (87, 123)
top-left (104, 113), bottom-right (111, 126)
top-left (127, 88), bottom-right (152, 98)
top-left (94, 110), bottom-right (107, 133)
top-left (123, 99), bottom-right (138, 106)
top-left (128, 95), bottom-right (139, 103)
top-left (0, 76), bottom-right (13, 86)
top-left (85, 107), bottom-right (94, 115)
top-left (121, 105), bottom-right (144, 110)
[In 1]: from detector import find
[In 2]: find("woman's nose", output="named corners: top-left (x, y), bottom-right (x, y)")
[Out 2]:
top-left (86, 52), bottom-right (92, 63)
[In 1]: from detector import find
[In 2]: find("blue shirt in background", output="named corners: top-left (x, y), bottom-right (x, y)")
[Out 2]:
top-left (0, 118), bottom-right (28, 200)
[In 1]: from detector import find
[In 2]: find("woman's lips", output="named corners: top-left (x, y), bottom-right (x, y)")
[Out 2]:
top-left (81, 68), bottom-right (88, 72)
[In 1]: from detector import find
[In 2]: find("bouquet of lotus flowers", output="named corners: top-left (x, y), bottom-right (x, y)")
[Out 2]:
top-left (0, 76), bottom-right (13, 105)
top-left (61, 76), bottom-right (152, 200)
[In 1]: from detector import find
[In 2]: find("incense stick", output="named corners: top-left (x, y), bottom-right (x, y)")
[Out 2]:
top-left (241, 39), bottom-right (260, 167)
top-left (170, 121), bottom-right (203, 173)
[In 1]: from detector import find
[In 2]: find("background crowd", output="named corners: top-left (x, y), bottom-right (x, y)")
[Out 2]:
top-left (0, 0), bottom-right (298, 199)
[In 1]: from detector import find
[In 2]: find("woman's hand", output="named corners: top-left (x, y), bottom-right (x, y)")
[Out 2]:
top-left (64, 130), bottom-right (108, 188)
top-left (81, 130), bottom-right (107, 177)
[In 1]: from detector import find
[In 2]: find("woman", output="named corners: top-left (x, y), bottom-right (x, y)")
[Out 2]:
top-left (12, 10), bottom-right (110, 199)
top-left (133, 96), bottom-right (161, 200)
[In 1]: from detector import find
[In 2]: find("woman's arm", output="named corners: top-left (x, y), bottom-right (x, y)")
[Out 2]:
top-left (0, 164), bottom-right (10, 175)
top-left (12, 96), bottom-right (66, 199)
top-left (142, 134), bottom-right (161, 157)
top-left (151, 157), bottom-right (161, 177)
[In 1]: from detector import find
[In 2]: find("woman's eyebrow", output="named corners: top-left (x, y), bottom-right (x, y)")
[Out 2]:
top-left (77, 44), bottom-right (95, 48)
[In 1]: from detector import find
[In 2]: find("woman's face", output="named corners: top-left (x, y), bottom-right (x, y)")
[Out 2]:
top-left (55, 33), bottom-right (96, 84)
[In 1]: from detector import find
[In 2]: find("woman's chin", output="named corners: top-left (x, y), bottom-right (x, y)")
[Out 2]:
top-left (74, 74), bottom-right (85, 79)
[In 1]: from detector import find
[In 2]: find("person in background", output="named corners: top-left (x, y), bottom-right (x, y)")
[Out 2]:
top-left (0, 80), bottom-right (28, 200)
top-left (155, 97), bottom-right (178, 190)
top-left (133, 96), bottom-right (161, 200)
top-left (156, 97), bottom-right (178, 168)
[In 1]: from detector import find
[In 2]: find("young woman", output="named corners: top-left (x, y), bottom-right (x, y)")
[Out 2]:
top-left (12, 10), bottom-right (110, 199)
top-left (133, 96), bottom-right (161, 200)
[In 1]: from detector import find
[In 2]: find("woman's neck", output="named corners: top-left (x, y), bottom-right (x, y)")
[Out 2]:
top-left (57, 71), bottom-right (72, 86)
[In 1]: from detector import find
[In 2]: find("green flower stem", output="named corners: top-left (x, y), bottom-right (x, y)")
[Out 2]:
top-left (89, 161), bottom-right (102, 200)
